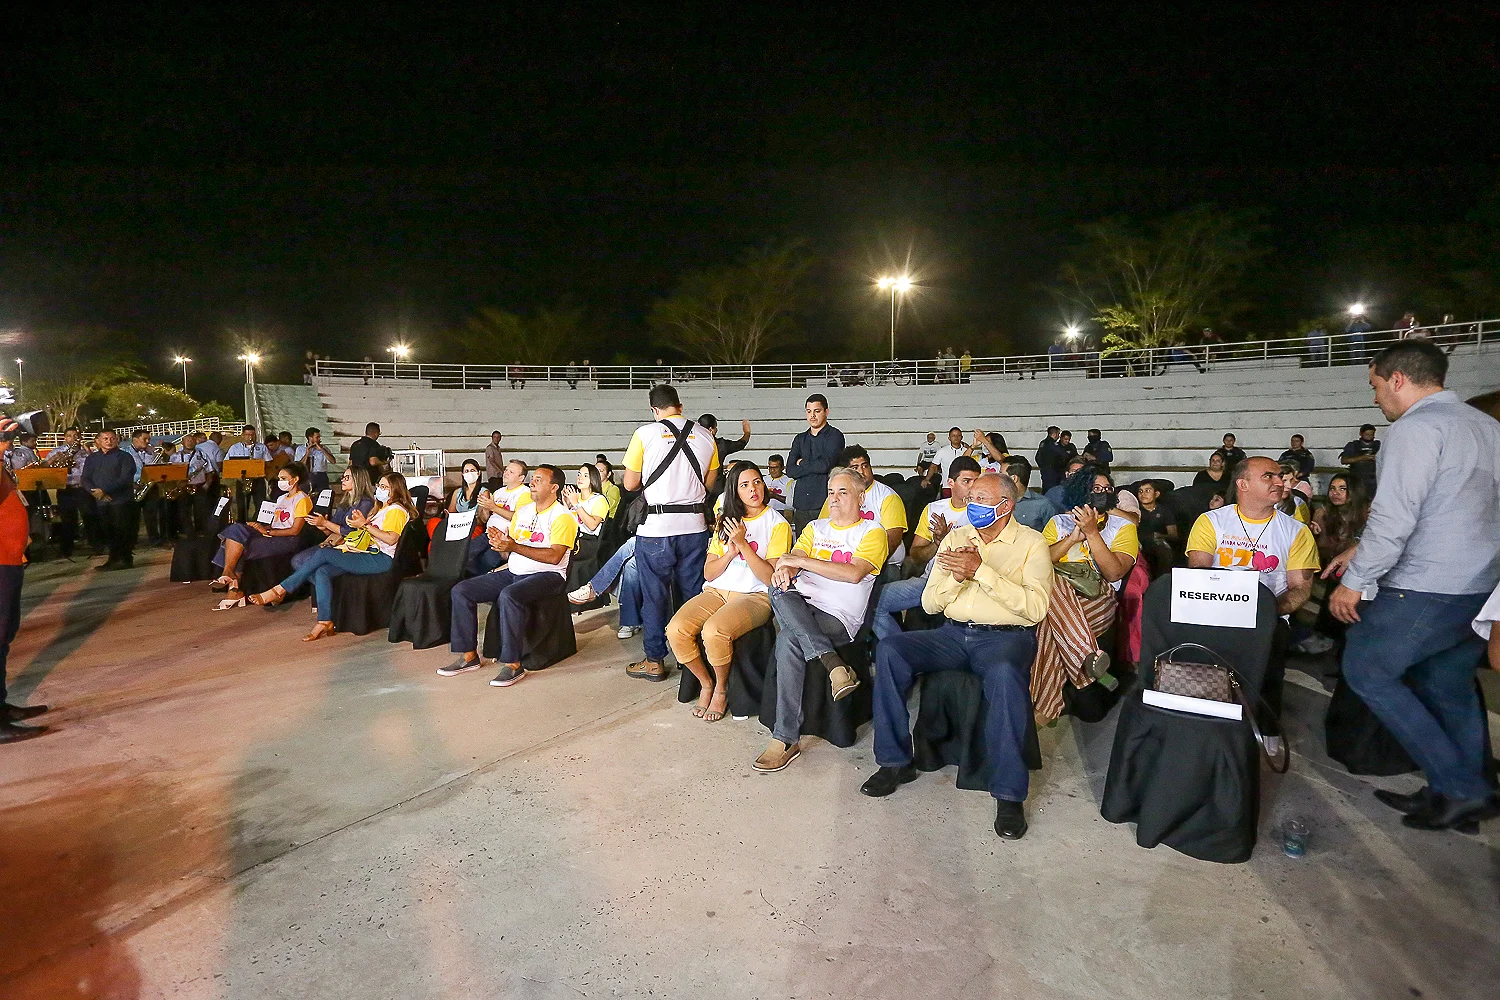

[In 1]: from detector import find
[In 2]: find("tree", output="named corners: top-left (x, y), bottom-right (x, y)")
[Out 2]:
top-left (195, 400), bottom-right (239, 423)
top-left (15, 325), bottom-right (140, 430)
top-left (101, 382), bottom-right (200, 422)
top-left (1059, 206), bottom-right (1261, 357)
top-left (447, 302), bottom-right (589, 365)
top-left (648, 242), bottom-right (812, 364)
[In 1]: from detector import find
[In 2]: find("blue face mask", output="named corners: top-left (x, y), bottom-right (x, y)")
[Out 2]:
top-left (966, 500), bottom-right (1001, 529)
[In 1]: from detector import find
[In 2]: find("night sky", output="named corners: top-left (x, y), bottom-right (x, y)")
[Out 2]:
top-left (3, 6), bottom-right (1497, 404)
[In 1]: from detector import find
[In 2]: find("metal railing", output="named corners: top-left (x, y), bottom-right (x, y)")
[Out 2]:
top-left (38, 417), bottom-right (224, 449)
top-left (312, 320), bottom-right (1495, 390)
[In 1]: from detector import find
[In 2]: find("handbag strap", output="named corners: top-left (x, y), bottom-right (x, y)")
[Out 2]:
top-left (1153, 643), bottom-right (1290, 773)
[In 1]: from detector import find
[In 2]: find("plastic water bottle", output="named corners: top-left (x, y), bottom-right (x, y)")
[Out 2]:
top-left (1283, 818), bottom-right (1309, 858)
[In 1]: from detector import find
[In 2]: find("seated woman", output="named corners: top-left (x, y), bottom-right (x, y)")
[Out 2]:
top-left (1133, 480), bottom-right (1175, 577)
top-left (1302, 472), bottom-right (1370, 656)
top-left (666, 461), bottom-right (792, 722)
top-left (445, 459), bottom-right (494, 568)
top-left (562, 463), bottom-right (611, 587)
top-left (1191, 451), bottom-right (1227, 487)
top-left (293, 465), bottom-right (376, 571)
top-left (568, 535), bottom-right (643, 639)
top-left (251, 472), bottom-right (417, 641)
top-left (1277, 462), bottom-right (1313, 524)
top-left (1035, 465), bottom-right (1139, 723)
top-left (210, 461), bottom-right (313, 604)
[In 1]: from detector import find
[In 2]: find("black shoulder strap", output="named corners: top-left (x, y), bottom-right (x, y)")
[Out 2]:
top-left (641, 419), bottom-right (704, 491)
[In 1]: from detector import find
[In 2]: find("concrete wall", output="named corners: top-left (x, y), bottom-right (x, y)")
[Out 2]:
top-left (305, 343), bottom-right (1500, 488)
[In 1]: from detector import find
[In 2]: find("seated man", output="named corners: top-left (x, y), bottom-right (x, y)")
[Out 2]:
top-left (872, 455), bottom-right (982, 639)
top-left (1186, 456), bottom-right (1319, 748)
top-left (754, 467), bottom-right (888, 773)
top-left (861, 472), bottom-right (1053, 840)
top-left (438, 465), bottom-right (578, 689)
top-left (1003, 455), bottom-right (1059, 531)
top-left (471, 458), bottom-right (531, 575)
top-left (818, 445), bottom-right (907, 581)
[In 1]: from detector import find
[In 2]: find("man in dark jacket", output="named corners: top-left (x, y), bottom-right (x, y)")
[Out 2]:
top-left (786, 394), bottom-right (844, 533)
top-left (81, 430), bottom-right (138, 570)
top-left (1083, 428), bottom-right (1114, 471)
top-left (1278, 434), bottom-right (1316, 479)
top-left (349, 421), bottom-right (393, 474)
top-left (1035, 425), bottom-right (1069, 491)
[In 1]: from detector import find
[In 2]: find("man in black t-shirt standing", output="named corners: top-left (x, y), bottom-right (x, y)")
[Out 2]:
top-left (1278, 434), bottom-right (1316, 479)
top-left (349, 421), bottom-right (393, 476)
top-left (1213, 432), bottom-right (1247, 469)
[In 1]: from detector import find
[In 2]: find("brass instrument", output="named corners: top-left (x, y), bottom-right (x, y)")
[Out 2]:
top-left (42, 442), bottom-right (80, 467)
top-left (134, 445), bottom-right (171, 501)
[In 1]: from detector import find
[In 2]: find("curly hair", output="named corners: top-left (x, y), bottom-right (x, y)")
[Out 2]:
top-left (1059, 462), bottom-right (1112, 510)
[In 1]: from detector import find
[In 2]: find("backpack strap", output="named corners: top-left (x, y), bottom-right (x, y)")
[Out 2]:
top-left (640, 419), bottom-right (704, 492)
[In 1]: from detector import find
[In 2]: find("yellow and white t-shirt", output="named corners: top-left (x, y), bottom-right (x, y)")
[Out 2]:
top-left (1186, 504), bottom-right (1320, 597)
top-left (270, 491), bottom-right (312, 531)
top-left (819, 478), bottom-right (909, 567)
top-left (506, 500), bottom-right (580, 577)
top-left (493, 484), bottom-right (532, 516)
top-left (1043, 512), bottom-right (1141, 592)
top-left (572, 492), bottom-right (611, 536)
top-left (1285, 493), bottom-right (1311, 525)
top-left (764, 474), bottom-right (793, 511)
top-left (342, 503), bottom-right (412, 557)
top-left (913, 497), bottom-right (971, 578)
top-left (792, 517), bottom-right (889, 640)
top-left (623, 417), bottom-right (720, 537)
top-left (706, 508), bottom-right (793, 594)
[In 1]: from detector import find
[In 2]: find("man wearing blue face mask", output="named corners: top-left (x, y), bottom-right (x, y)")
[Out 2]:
top-left (861, 473), bottom-right (1054, 841)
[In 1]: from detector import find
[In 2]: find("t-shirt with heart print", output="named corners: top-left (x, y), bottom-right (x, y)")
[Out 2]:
top-left (817, 478), bottom-right (909, 567)
top-left (790, 516), bottom-right (890, 640)
top-left (706, 507), bottom-right (794, 594)
top-left (505, 499), bottom-right (580, 577)
top-left (1186, 504), bottom-right (1320, 597)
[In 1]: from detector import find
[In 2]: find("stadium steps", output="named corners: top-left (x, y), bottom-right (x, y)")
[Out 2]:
top-left (253, 383), bottom-right (344, 464)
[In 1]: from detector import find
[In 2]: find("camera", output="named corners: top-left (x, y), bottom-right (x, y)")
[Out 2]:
top-left (0, 386), bottom-right (50, 441)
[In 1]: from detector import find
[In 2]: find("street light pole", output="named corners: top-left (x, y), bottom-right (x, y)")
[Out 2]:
top-left (888, 286), bottom-right (897, 361)
top-left (13, 359), bottom-right (21, 398)
top-left (876, 276), bottom-right (913, 362)
top-left (175, 356), bottom-right (191, 394)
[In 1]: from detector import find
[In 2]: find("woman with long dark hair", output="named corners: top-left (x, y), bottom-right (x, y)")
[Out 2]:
top-left (666, 461), bottom-right (792, 722)
top-left (448, 459), bottom-right (486, 514)
top-left (1311, 473), bottom-right (1369, 565)
top-left (251, 472), bottom-right (417, 641)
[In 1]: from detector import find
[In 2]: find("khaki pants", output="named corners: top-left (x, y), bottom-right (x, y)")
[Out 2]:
top-left (666, 586), bottom-right (773, 667)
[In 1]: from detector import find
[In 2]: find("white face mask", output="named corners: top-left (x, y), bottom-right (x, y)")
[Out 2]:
top-left (374, 486), bottom-right (391, 503)
top-left (463, 470), bottom-right (480, 485)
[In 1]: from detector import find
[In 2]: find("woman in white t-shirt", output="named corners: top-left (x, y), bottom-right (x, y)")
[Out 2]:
top-left (210, 461), bottom-right (314, 603)
top-left (562, 463), bottom-right (613, 590)
top-left (251, 472), bottom-right (417, 641)
top-left (667, 461), bottom-right (793, 722)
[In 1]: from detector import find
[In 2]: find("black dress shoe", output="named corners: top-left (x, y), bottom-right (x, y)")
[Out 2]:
top-left (3, 703), bottom-right (48, 721)
top-left (0, 720), bottom-right (48, 744)
top-left (1401, 794), bottom-right (1500, 832)
top-left (860, 765), bottom-right (918, 798)
top-left (994, 799), bottom-right (1028, 840)
top-left (1375, 786), bottom-right (1434, 815)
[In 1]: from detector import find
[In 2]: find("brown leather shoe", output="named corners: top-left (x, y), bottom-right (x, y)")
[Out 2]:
top-left (828, 664), bottom-right (860, 701)
top-left (753, 739), bottom-right (800, 772)
top-left (626, 659), bottom-right (670, 682)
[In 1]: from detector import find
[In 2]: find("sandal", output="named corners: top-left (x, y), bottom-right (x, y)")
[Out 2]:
top-left (213, 596), bottom-right (247, 611)
top-left (249, 586), bottom-right (287, 607)
top-left (210, 576), bottom-right (237, 593)
top-left (702, 708), bottom-right (726, 723)
top-left (302, 622), bottom-right (336, 642)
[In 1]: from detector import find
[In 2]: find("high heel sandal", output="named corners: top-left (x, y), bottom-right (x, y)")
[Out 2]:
top-left (248, 586), bottom-right (286, 607)
top-left (210, 576), bottom-right (237, 593)
top-left (213, 595), bottom-right (247, 611)
top-left (302, 621), bottom-right (336, 642)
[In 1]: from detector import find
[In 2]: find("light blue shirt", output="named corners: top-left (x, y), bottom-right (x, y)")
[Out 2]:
top-left (1343, 390), bottom-right (1500, 596)
top-left (295, 442), bottom-right (329, 474)
top-left (195, 439), bottom-right (224, 473)
top-left (225, 441), bottom-right (270, 462)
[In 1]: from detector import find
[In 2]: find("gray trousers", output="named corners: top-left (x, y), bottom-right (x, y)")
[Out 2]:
top-left (770, 585), bottom-right (851, 745)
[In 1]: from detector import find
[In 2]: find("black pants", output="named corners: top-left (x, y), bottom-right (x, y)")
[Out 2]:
top-left (188, 483), bottom-right (223, 534)
top-left (0, 563), bottom-right (23, 702)
top-left (309, 471), bottom-right (330, 497)
top-left (96, 499), bottom-right (139, 563)
top-left (233, 479), bottom-right (266, 524)
top-left (57, 487), bottom-right (102, 556)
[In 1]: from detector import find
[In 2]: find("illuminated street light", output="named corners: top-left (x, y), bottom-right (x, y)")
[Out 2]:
top-left (174, 355), bottom-right (191, 394)
top-left (1064, 324), bottom-right (1081, 340)
top-left (875, 275), bottom-right (914, 361)
top-left (1347, 302), bottom-right (1366, 317)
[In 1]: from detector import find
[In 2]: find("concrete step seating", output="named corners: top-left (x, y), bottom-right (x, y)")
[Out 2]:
top-left (299, 343), bottom-right (1499, 488)
top-left (253, 383), bottom-right (345, 464)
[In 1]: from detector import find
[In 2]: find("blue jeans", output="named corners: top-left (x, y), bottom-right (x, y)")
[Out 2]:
top-left (618, 556), bottom-right (642, 628)
top-left (449, 569), bottom-right (566, 662)
top-left (278, 548), bottom-right (393, 622)
top-left (770, 585), bottom-right (850, 744)
top-left (874, 622), bottom-right (1038, 802)
top-left (465, 533), bottom-right (504, 576)
top-left (1342, 588), bottom-right (1491, 801)
top-left (636, 532), bottom-right (709, 661)
top-left (588, 536), bottom-right (636, 594)
top-left (873, 575), bottom-right (928, 639)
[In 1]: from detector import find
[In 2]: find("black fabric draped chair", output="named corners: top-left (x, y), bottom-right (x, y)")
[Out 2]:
top-left (313, 521), bottom-right (427, 636)
top-left (237, 525), bottom-right (324, 601)
top-left (169, 504), bottom-right (228, 583)
top-left (676, 620), bottom-right (778, 720)
top-left (911, 669), bottom-right (1043, 790)
top-left (564, 533), bottom-right (603, 594)
top-left (386, 513), bottom-right (473, 649)
top-left (1101, 575), bottom-right (1279, 864)
top-left (755, 581), bottom-right (884, 749)
top-left (481, 586), bottom-right (579, 670)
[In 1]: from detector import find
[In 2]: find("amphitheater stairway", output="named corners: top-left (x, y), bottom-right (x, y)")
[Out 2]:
top-left (251, 383), bottom-right (345, 465)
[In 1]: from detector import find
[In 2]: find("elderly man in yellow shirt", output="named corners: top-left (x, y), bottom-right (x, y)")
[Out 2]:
top-left (859, 473), bottom-right (1053, 842)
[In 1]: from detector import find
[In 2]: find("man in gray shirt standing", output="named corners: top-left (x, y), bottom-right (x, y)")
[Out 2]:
top-left (1325, 341), bottom-right (1500, 832)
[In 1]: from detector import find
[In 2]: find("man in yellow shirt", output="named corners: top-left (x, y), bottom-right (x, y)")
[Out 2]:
top-left (860, 473), bottom-right (1053, 841)
top-left (440, 465), bottom-right (579, 688)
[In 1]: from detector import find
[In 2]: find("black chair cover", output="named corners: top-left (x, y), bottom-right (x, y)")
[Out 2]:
top-left (238, 526), bottom-right (323, 600)
top-left (911, 669), bottom-right (1043, 790)
top-left (482, 587), bottom-right (579, 670)
top-left (565, 533), bottom-right (603, 593)
top-left (1100, 574), bottom-right (1278, 864)
top-left (676, 620), bottom-right (778, 719)
top-left (316, 521), bottom-right (426, 636)
top-left (387, 514), bottom-right (473, 649)
top-left (169, 535), bottom-right (219, 582)
top-left (755, 581), bottom-right (883, 749)
top-left (1324, 675), bottom-right (1419, 777)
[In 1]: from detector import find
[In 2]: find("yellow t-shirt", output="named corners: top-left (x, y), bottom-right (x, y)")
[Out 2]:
top-left (791, 517), bottom-right (889, 639)
top-left (818, 479), bottom-right (909, 566)
top-left (1186, 504), bottom-right (1319, 597)
top-left (506, 499), bottom-right (580, 576)
top-left (1042, 512), bottom-right (1140, 592)
top-left (706, 508), bottom-right (793, 594)
top-left (342, 503), bottom-right (411, 557)
top-left (493, 485), bottom-right (532, 514)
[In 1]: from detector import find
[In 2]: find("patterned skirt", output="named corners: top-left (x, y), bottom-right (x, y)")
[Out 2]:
top-left (1031, 576), bottom-right (1116, 723)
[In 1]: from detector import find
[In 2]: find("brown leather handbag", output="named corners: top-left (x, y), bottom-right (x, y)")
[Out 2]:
top-left (1152, 642), bottom-right (1290, 773)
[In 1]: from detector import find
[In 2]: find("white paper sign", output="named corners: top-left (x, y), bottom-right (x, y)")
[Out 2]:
top-left (316, 489), bottom-right (333, 509)
top-left (1170, 567), bottom-right (1259, 629)
top-left (445, 508), bottom-right (477, 541)
top-left (214, 497), bottom-right (230, 516)
top-left (257, 500), bottom-right (278, 524)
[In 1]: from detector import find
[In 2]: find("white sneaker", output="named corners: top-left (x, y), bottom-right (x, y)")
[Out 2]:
top-left (569, 584), bottom-right (596, 605)
top-left (617, 625), bottom-right (641, 639)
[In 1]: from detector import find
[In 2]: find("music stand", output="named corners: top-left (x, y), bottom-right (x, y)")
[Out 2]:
top-left (15, 467), bottom-right (67, 493)
top-left (142, 463), bottom-right (188, 488)
top-left (222, 459), bottom-right (266, 524)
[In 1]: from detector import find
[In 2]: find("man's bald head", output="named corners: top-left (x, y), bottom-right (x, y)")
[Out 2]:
top-left (970, 472), bottom-right (1019, 506)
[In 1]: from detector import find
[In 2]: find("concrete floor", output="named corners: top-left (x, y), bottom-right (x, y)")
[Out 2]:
top-left (2, 551), bottom-right (1497, 1000)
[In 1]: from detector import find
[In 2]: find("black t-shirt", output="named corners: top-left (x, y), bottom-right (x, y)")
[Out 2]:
top-left (1340, 438), bottom-right (1379, 482)
top-left (1138, 504), bottom-right (1172, 542)
top-left (349, 435), bottom-right (392, 471)
top-left (1191, 470), bottom-right (1227, 488)
top-left (1278, 448), bottom-right (1316, 478)
top-left (1168, 482), bottom-right (1228, 538)
top-left (1214, 446), bottom-right (1247, 469)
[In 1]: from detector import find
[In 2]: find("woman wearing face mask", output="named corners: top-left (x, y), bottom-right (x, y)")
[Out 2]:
top-left (210, 461), bottom-right (313, 606)
top-left (295, 465), bottom-right (375, 569)
top-left (448, 459), bottom-right (488, 514)
top-left (251, 473), bottom-right (417, 641)
top-left (1033, 465), bottom-right (1139, 723)
top-left (667, 461), bottom-right (792, 722)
